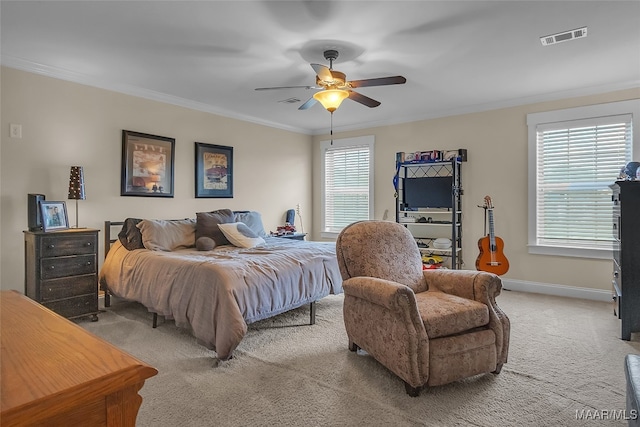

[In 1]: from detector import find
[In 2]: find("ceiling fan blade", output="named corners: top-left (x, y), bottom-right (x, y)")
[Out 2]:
top-left (298, 97), bottom-right (318, 110)
top-left (348, 90), bottom-right (381, 108)
top-left (255, 85), bottom-right (318, 91)
top-left (311, 63), bottom-right (333, 83)
top-left (348, 76), bottom-right (407, 88)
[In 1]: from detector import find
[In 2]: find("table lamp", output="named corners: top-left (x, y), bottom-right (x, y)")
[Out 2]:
top-left (68, 166), bottom-right (86, 228)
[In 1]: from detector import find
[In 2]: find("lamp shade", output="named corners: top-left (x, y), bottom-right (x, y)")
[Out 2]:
top-left (68, 166), bottom-right (86, 200)
top-left (313, 89), bottom-right (349, 113)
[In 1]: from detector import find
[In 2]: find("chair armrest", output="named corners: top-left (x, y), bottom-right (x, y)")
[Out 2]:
top-left (626, 354), bottom-right (640, 427)
top-left (423, 269), bottom-right (510, 365)
top-left (342, 276), bottom-right (416, 311)
top-left (423, 269), bottom-right (502, 301)
top-left (342, 276), bottom-right (430, 387)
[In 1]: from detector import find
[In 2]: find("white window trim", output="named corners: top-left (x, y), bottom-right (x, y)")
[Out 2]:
top-left (320, 135), bottom-right (375, 240)
top-left (527, 99), bottom-right (640, 259)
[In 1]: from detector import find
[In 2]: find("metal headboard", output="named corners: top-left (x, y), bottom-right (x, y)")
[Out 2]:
top-left (104, 220), bottom-right (124, 258)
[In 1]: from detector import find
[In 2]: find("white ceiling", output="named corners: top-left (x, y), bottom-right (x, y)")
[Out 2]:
top-left (1, 1), bottom-right (639, 135)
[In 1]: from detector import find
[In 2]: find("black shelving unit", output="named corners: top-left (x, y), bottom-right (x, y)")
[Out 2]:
top-left (395, 159), bottom-right (463, 269)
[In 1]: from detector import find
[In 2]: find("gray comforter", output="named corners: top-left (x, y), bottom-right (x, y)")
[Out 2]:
top-left (99, 237), bottom-right (343, 359)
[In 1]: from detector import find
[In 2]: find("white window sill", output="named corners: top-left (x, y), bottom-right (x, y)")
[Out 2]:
top-left (527, 244), bottom-right (612, 260)
top-left (321, 232), bottom-right (340, 240)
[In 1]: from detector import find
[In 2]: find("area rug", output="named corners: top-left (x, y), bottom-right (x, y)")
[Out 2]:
top-left (80, 290), bottom-right (640, 426)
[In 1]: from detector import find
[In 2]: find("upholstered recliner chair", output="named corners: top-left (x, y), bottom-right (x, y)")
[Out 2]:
top-left (336, 220), bottom-right (510, 396)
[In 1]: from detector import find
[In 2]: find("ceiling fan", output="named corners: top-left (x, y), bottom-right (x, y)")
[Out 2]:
top-left (255, 49), bottom-right (406, 113)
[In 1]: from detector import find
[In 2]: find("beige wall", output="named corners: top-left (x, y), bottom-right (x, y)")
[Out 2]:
top-left (2, 66), bottom-right (638, 295)
top-left (0, 67), bottom-right (312, 292)
top-left (312, 88), bottom-right (640, 293)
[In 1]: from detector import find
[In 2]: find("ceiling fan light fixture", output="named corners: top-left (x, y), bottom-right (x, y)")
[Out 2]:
top-left (313, 89), bottom-right (349, 112)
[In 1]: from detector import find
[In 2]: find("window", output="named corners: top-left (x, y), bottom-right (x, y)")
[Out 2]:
top-left (321, 136), bottom-right (374, 238)
top-left (527, 99), bottom-right (639, 259)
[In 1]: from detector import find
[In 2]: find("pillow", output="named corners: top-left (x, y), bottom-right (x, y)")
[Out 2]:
top-left (137, 218), bottom-right (196, 251)
top-left (117, 218), bottom-right (144, 250)
top-left (196, 209), bottom-right (235, 246)
top-left (218, 222), bottom-right (266, 248)
top-left (196, 236), bottom-right (216, 251)
top-left (233, 211), bottom-right (268, 238)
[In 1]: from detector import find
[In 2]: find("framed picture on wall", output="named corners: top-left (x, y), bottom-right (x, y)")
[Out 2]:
top-left (121, 130), bottom-right (175, 197)
top-left (195, 142), bottom-right (233, 198)
top-left (40, 201), bottom-right (69, 232)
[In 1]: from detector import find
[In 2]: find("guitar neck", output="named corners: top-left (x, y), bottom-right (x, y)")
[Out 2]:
top-left (488, 208), bottom-right (497, 251)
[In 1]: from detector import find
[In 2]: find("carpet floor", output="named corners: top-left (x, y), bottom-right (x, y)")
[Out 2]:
top-left (80, 289), bottom-right (640, 426)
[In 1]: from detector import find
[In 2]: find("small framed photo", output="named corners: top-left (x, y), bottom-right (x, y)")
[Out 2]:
top-left (40, 201), bottom-right (69, 232)
top-left (195, 142), bottom-right (233, 198)
top-left (121, 130), bottom-right (175, 197)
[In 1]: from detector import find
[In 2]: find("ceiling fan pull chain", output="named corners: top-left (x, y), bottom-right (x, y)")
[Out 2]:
top-left (330, 112), bottom-right (334, 145)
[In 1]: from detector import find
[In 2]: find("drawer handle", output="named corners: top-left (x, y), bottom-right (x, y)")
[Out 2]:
top-left (86, 242), bottom-right (92, 247)
top-left (614, 271), bottom-right (619, 278)
top-left (47, 244), bottom-right (55, 249)
top-left (49, 265), bottom-right (55, 270)
top-left (86, 261), bottom-right (92, 266)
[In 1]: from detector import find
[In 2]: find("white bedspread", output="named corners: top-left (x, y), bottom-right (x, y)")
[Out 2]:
top-left (99, 237), bottom-right (343, 359)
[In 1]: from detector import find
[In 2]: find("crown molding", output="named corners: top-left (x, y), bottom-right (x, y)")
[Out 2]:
top-left (325, 80), bottom-right (640, 135)
top-left (3, 54), bottom-right (637, 137)
top-left (1, 55), bottom-right (310, 135)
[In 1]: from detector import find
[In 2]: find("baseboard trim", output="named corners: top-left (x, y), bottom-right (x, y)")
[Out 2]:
top-left (96, 281), bottom-right (612, 305)
top-left (502, 279), bottom-right (612, 302)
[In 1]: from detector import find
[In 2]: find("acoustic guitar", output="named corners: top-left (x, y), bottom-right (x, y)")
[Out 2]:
top-left (476, 196), bottom-right (510, 275)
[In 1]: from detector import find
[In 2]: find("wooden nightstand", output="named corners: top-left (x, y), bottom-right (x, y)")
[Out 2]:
top-left (274, 233), bottom-right (307, 241)
top-left (24, 228), bottom-right (100, 321)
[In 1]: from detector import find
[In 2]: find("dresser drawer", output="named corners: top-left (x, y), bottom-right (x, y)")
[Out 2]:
top-left (40, 275), bottom-right (97, 302)
top-left (612, 278), bottom-right (622, 319)
top-left (613, 259), bottom-right (621, 285)
top-left (40, 234), bottom-right (97, 257)
top-left (25, 228), bottom-right (100, 321)
top-left (41, 254), bottom-right (96, 280)
top-left (42, 294), bottom-right (98, 319)
top-left (613, 244), bottom-right (621, 267)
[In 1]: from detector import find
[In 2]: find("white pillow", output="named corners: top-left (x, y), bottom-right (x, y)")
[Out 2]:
top-left (218, 222), bottom-right (266, 248)
top-left (233, 211), bottom-right (268, 237)
top-left (137, 219), bottom-right (196, 251)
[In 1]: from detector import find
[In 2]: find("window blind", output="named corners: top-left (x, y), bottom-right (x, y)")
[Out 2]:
top-left (536, 114), bottom-right (632, 249)
top-left (324, 144), bottom-right (371, 233)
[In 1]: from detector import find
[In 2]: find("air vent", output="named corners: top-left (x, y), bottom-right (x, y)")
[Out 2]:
top-left (278, 98), bottom-right (301, 104)
top-left (540, 26), bottom-right (588, 46)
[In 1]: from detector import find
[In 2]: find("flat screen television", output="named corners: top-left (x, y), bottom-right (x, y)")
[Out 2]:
top-left (403, 176), bottom-right (453, 209)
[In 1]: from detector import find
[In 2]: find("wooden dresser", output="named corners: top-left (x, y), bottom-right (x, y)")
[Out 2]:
top-left (24, 228), bottom-right (99, 320)
top-left (0, 290), bottom-right (158, 426)
top-left (611, 180), bottom-right (640, 340)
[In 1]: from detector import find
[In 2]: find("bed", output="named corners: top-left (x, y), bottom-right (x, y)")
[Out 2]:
top-left (99, 210), bottom-right (343, 360)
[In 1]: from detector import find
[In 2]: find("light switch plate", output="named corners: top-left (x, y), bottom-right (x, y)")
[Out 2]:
top-left (10, 124), bottom-right (22, 139)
